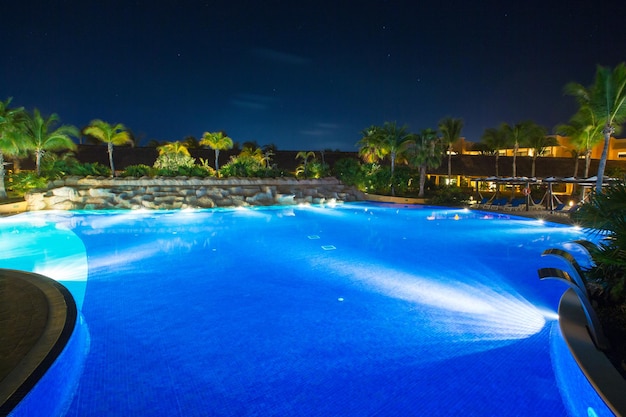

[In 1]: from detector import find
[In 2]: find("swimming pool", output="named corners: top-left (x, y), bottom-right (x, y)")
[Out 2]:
top-left (0, 203), bottom-right (614, 416)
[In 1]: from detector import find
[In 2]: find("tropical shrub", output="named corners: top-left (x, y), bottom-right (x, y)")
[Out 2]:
top-left (68, 162), bottom-right (111, 177)
top-left (390, 166), bottom-right (415, 196)
top-left (332, 158), bottom-right (363, 187)
top-left (153, 153), bottom-right (196, 172)
top-left (220, 153), bottom-right (283, 178)
top-left (296, 160), bottom-right (330, 179)
top-left (360, 164), bottom-right (391, 194)
top-left (8, 171), bottom-right (49, 195)
top-left (573, 182), bottom-right (626, 302)
top-left (41, 153), bottom-right (111, 178)
top-left (172, 164), bottom-right (215, 177)
top-left (121, 164), bottom-right (154, 177)
top-left (429, 186), bottom-right (472, 206)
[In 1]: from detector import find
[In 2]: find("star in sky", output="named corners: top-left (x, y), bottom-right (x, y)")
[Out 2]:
top-left (1, 1), bottom-right (626, 150)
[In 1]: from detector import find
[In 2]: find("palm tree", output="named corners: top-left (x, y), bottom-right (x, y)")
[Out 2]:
top-left (403, 128), bottom-right (442, 197)
top-left (524, 125), bottom-right (555, 177)
top-left (157, 141), bottom-right (190, 156)
top-left (182, 136), bottom-right (200, 149)
top-left (566, 63), bottom-right (626, 193)
top-left (572, 181), bottom-right (626, 301)
top-left (356, 122), bottom-right (411, 196)
top-left (0, 98), bottom-right (26, 198)
top-left (83, 120), bottom-right (132, 176)
top-left (200, 131), bottom-right (233, 172)
top-left (438, 117), bottom-right (464, 184)
top-left (480, 125), bottom-right (508, 177)
top-left (555, 108), bottom-right (603, 178)
top-left (295, 151), bottom-right (316, 178)
top-left (356, 125), bottom-right (384, 163)
top-left (261, 144), bottom-right (276, 168)
top-left (20, 109), bottom-right (78, 176)
top-left (502, 121), bottom-right (536, 178)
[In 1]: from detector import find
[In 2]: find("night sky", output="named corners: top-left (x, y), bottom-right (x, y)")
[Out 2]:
top-left (2, 1), bottom-right (626, 151)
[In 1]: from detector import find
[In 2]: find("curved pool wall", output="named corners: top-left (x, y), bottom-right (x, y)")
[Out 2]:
top-left (0, 212), bottom-right (89, 310)
top-left (550, 322), bottom-right (615, 417)
top-left (0, 204), bottom-right (611, 415)
top-left (8, 313), bottom-right (90, 417)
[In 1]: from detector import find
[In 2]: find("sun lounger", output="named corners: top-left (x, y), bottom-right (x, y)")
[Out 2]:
top-left (504, 198), bottom-right (526, 211)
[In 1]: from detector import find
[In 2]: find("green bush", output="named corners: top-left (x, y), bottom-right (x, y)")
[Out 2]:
top-left (68, 162), bottom-right (111, 177)
top-left (332, 158), bottom-right (363, 186)
top-left (7, 171), bottom-right (49, 196)
top-left (572, 181), bottom-right (626, 302)
top-left (220, 154), bottom-right (285, 178)
top-left (153, 153), bottom-right (196, 171)
top-left (41, 155), bottom-right (111, 178)
top-left (429, 186), bottom-right (471, 206)
top-left (121, 164), bottom-right (154, 177)
top-left (295, 160), bottom-right (330, 179)
top-left (174, 165), bottom-right (215, 177)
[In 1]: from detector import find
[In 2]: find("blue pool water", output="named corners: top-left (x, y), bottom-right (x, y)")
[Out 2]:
top-left (0, 203), bottom-right (614, 416)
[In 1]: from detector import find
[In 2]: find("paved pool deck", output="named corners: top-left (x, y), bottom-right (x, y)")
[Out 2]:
top-left (0, 269), bottom-right (76, 415)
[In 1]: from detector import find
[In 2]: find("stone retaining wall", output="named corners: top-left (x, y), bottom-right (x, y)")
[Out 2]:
top-left (24, 177), bottom-right (364, 210)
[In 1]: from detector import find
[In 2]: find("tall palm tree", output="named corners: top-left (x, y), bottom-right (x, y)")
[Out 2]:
top-left (21, 109), bottom-right (78, 176)
top-left (356, 125), bottom-right (384, 163)
top-left (438, 117), bottom-right (463, 184)
top-left (591, 64), bottom-right (626, 192)
top-left (555, 108), bottom-right (603, 179)
top-left (356, 122), bottom-right (411, 196)
top-left (480, 125), bottom-right (508, 177)
top-left (83, 120), bottom-right (132, 176)
top-left (0, 98), bottom-right (26, 198)
top-left (403, 128), bottom-right (442, 197)
top-left (200, 131), bottom-right (233, 172)
top-left (524, 125), bottom-right (555, 177)
top-left (502, 121), bottom-right (535, 178)
top-left (566, 63), bottom-right (626, 193)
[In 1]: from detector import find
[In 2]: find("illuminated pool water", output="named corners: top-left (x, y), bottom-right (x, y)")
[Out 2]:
top-left (0, 203), bottom-right (615, 416)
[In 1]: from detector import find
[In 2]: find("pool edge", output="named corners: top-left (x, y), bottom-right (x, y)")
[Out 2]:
top-left (0, 269), bottom-right (77, 415)
top-left (559, 288), bottom-right (626, 416)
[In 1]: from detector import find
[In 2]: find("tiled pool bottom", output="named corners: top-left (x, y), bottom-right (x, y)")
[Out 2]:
top-left (0, 204), bottom-right (615, 416)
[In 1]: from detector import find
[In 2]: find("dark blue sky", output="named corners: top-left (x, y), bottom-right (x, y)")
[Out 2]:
top-left (2, 1), bottom-right (626, 150)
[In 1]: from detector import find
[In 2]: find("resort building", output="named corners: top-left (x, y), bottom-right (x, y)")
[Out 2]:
top-left (429, 135), bottom-right (626, 199)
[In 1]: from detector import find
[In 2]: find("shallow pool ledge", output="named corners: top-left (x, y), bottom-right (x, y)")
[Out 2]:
top-left (559, 288), bottom-right (626, 416)
top-left (0, 269), bottom-right (77, 415)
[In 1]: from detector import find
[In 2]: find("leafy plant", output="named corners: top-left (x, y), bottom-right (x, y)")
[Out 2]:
top-left (174, 164), bottom-right (215, 177)
top-left (332, 158), bottom-right (364, 187)
top-left (41, 153), bottom-right (111, 178)
top-left (69, 162), bottom-right (111, 177)
top-left (122, 164), bottom-right (155, 177)
top-left (221, 153), bottom-right (269, 177)
top-left (7, 171), bottom-right (49, 195)
top-left (153, 153), bottom-right (196, 172)
top-left (572, 181), bottom-right (626, 301)
top-left (295, 151), bottom-right (328, 179)
top-left (429, 186), bottom-right (471, 206)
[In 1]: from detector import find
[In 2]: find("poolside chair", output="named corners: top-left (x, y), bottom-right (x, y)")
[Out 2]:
top-left (504, 198), bottom-right (525, 211)
top-left (553, 204), bottom-right (579, 215)
top-left (476, 197), bottom-right (490, 208)
top-left (489, 198), bottom-right (508, 210)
